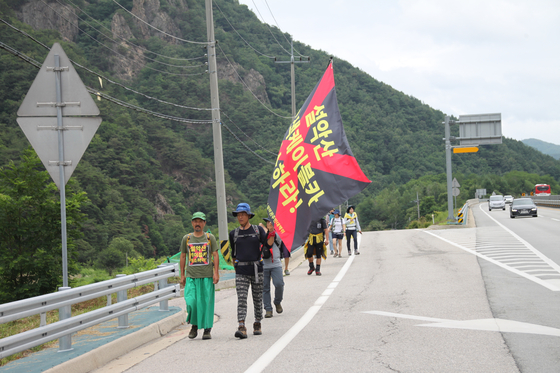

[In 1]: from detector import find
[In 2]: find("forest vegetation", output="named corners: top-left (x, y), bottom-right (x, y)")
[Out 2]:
top-left (1, 0), bottom-right (559, 300)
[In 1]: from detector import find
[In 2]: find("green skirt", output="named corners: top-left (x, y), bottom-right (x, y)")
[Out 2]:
top-left (184, 277), bottom-right (215, 329)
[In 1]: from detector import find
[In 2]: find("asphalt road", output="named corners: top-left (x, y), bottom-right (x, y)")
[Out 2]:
top-left (93, 202), bottom-right (560, 373)
top-left (473, 202), bottom-right (560, 373)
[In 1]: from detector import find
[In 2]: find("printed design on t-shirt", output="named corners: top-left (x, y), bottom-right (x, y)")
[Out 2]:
top-left (188, 242), bottom-right (209, 266)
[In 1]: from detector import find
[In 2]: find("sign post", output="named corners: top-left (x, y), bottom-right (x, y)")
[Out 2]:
top-left (17, 43), bottom-right (102, 289)
top-left (444, 113), bottom-right (501, 223)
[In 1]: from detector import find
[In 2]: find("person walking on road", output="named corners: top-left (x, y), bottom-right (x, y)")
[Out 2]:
top-left (344, 205), bottom-right (362, 255)
top-left (180, 212), bottom-right (220, 340)
top-left (327, 208), bottom-right (335, 255)
top-left (304, 217), bottom-right (329, 276)
top-left (229, 203), bottom-right (272, 339)
top-left (329, 209), bottom-right (346, 257)
top-left (259, 218), bottom-right (285, 318)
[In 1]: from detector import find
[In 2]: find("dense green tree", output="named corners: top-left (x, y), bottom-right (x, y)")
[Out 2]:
top-left (0, 149), bottom-right (87, 302)
top-left (0, 0), bottom-right (559, 278)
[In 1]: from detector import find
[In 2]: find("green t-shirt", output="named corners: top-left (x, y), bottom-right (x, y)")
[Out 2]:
top-left (180, 233), bottom-right (218, 278)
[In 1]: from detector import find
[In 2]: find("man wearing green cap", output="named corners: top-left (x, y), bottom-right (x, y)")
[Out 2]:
top-left (180, 212), bottom-right (219, 340)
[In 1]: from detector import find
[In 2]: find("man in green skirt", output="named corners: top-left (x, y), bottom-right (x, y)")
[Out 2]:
top-left (180, 212), bottom-right (219, 340)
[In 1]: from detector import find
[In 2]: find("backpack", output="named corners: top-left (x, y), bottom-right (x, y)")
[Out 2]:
top-left (186, 232), bottom-right (212, 248)
top-left (261, 233), bottom-right (283, 261)
top-left (232, 225), bottom-right (261, 258)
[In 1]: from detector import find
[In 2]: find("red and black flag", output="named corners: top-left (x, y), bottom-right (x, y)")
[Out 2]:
top-left (266, 61), bottom-right (371, 251)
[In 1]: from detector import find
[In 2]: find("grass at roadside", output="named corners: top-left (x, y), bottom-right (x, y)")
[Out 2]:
top-left (0, 283), bottom-right (160, 366)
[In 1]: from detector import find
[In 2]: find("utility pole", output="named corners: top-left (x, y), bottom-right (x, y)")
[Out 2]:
top-left (275, 40), bottom-right (310, 118)
top-left (444, 115), bottom-right (454, 221)
top-left (415, 192), bottom-right (420, 220)
top-left (205, 0), bottom-right (228, 241)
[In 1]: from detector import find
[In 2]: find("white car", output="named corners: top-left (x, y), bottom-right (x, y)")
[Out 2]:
top-left (489, 195), bottom-right (506, 211)
top-left (504, 195), bottom-right (514, 204)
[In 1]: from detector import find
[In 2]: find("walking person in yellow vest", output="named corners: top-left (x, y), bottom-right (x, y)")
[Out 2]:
top-left (344, 206), bottom-right (362, 255)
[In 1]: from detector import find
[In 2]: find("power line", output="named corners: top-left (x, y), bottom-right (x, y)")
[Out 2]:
top-left (0, 35), bottom-right (275, 165)
top-left (53, 0), bottom-right (206, 69)
top-left (262, 0), bottom-right (305, 57)
top-left (250, 0), bottom-right (290, 55)
top-left (221, 120), bottom-right (275, 165)
top-left (65, 0), bottom-right (207, 62)
top-left (216, 43), bottom-right (292, 119)
top-left (0, 41), bottom-right (213, 124)
top-left (221, 111), bottom-right (277, 156)
top-left (38, 0), bottom-right (206, 77)
top-left (213, 0), bottom-right (275, 59)
top-left (0, 18), bottom-right (213, 111)
top-left (111, 0), bottom-right (209, 45)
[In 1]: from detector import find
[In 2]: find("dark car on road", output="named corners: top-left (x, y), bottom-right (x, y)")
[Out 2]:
top-left (510, 198), bottom-right (538, 218)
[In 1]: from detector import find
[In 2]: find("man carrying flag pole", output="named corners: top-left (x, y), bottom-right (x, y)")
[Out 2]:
top-left (267, 59), bottom-right (371, 252)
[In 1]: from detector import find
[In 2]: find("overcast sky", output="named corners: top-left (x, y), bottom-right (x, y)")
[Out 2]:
top-left (236, 0), bottom-right (560, 145)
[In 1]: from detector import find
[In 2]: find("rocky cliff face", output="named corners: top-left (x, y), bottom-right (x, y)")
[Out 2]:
top-left (218, 61), bottom-right (270, 105)
top-left (131, 0), bottom-right (183, 44)
top-left (16, 0), bottom-right (270, 97)
top-left (17, 0), bottom-right (79, 42)
top-left (110, 12), bottom-right (146, 81)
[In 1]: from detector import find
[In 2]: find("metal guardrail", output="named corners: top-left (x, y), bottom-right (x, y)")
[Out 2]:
top-left (0, 264), bottom-right (180, 359)
top-left (531, 195), bottom-right (560, 208)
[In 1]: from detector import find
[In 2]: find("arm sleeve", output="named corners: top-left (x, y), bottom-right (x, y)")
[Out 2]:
top-left (228, 230), bottom-right (235, 258)
top-left (355, 215), bottom-right (361, 231)
top-left (209, 234), bottom-right (218, 253)
top-left (258, 225), bottom-right (268, 245)
top-left (180, 235), bottom-right (188, 254)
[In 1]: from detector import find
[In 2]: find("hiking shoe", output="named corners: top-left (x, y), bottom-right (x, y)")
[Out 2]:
top-left (202, 328), bottom-right (212, 340)
top-left (307, 268), bottom-right (315, 275)
top-left (188, 325), bottom-right (198, 339)
top-left (235, 325), bottom-right (247, 339)
top-left (316, 270), bottom-right (322, 276)
top-left (275, 303), bottom-right (283, 314)
top-left (355, 250), bottom-right (360, 255)
top-left (265, 310), bottom-right (273, 318)
top-left (348, 251), bottom-right (352, 256)
top-left (253, 322), bottom-right (262, 335)
top-left (284, 269), bottom-right (290, 276)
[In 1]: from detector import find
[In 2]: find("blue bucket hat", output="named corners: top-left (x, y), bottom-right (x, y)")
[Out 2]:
top-left (232, 202), bottom-right (255, 218)
top-left (334, 209), bottom-right (340, 215)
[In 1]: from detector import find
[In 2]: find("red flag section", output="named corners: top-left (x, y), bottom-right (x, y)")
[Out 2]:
top-left (267, 62), bottom-right (371, 251)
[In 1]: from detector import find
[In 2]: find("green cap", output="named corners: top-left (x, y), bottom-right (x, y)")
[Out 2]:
top-left (192, 212), bottom-right (206, 221)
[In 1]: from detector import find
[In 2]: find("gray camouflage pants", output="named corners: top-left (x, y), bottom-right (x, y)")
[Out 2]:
top-left (235, 273), bottom-right (264, 322)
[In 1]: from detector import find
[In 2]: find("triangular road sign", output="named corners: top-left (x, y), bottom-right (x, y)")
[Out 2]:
top-left (16, 117), bottom-right (102, 188)
top-left (17, 43), bottom-right (99, 117)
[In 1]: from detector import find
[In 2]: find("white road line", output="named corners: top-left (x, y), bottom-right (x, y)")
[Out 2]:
top-left (244, 235), bottom-right (361, 373)
top-left (424, 204), bottom-right (560, 291)
top-left (364, 310), bottom-right (560, 337)
top-left (552, 218), bottom-right (560, 222)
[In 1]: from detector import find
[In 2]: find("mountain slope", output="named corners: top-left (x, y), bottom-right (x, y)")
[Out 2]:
top-left (0, 0), bottom-right (559, 260)
top-left (522, 138), bottom-right (560, 160)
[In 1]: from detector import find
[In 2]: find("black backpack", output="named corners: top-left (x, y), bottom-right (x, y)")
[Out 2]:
top-left (262, 233), bottom-right (283, 261)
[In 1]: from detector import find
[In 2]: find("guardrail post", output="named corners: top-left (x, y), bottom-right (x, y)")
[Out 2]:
top-left (157, 265), bottom-right (169, 311)
top-left (57, 286), bottom-right (73, 352)
top-left (115, 274), bottom-right (129, 328)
